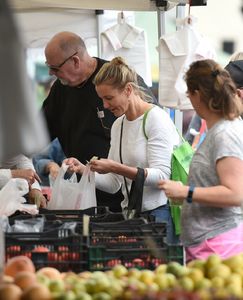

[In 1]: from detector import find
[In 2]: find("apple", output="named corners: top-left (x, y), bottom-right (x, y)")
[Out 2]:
top-left (75, 291), bottom-right (92, 300)
top-left (54, 290), bottom-right (76, 300)
top-left (112, 264), bottom-right (128, 278)
top-left (92, 292), bottom-right (112, 300)
top-left (155, 264), bottom-right (167, 274)
top-left (139, 270), bottom-right (155, 285)
top-left (48, 279), bottom-right (65, 297)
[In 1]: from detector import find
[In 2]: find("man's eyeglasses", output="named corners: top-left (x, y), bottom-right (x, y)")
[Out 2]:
top-left (46, 51), bottom-right (78, 72)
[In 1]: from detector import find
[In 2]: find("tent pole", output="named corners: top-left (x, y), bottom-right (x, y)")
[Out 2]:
top-left (174, 4), bottom-right (186, 134)
top-left (157, 9), bottom-right (172, 117)
top-left (95, 10), bottom-right (104, 57)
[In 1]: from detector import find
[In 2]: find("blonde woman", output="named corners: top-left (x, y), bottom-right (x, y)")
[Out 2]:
top-left (65, 57), bottom-right (180, 243)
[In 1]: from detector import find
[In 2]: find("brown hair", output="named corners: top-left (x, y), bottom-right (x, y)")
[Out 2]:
top-left (185, 59), bottom-right (243, 120)
top-left (93, 57), bottom-right (149, 100)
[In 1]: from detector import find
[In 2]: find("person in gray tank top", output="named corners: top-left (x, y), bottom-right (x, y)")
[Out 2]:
top-left (158, 59), bottom-right (243, 262)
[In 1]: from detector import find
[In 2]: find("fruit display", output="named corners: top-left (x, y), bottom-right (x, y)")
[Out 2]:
top-left (1, 253), bottom-right (243, 299)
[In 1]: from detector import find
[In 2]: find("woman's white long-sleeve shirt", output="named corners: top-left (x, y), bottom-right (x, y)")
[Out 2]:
top-left (95, 106), bottom-right (180, 211)
top-left (0, 154), bottom-right (41, 190)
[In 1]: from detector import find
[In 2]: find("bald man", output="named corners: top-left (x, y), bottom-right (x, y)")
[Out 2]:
top-left (42, 31), bottom-right (157, 212)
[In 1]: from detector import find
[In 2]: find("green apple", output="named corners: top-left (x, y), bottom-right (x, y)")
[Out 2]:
top-left (166, 262), bottom-right (189, 277)
top-left (127, 268), bottom-right (141, 279)
top-left (207, 263), bottom-right (231, 279)
top-left (112, 264), bottom-right (128, 278)
top-left (211, 276), bottom-right (225, 289)
top-left (54, 290), bottom-right (76, 300)
top-left (187, 259), bottom-right (206, 273)
top-left (48, 279), bottom-right (65, 294)
top-left (75, 292), bottom-right (92, 300)
top-left (155, 264), bottom-right (167, 274)
top-left (223, 254), bottom-right (243, 272)
top-left (178, 276), bottom-right (194, 292)
top-left (205, 254), bottom-right (221, 271)
top-left (165, 273), bottom-right (177, 288)
top-left (187, 268), bottom-right (204, 284)
top-left (36, 273), bottom-right (51, 287)
top-left (154, 274), bottom-right (169, 290)
top-left (108, 279), bottom-right (123, 298)
top-left (194, 278), bottom-right (212, 291)
top-left (92, 292), bottom-right (112, 300)
top-left (139, 270), bottom-right (155, 285)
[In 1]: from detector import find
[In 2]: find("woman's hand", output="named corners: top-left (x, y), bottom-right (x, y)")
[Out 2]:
top-left (28, 189), bottom-right (47, 208)
top-left (158, 179), bottom-right (188, 203)
top-left (89, 158), bottom-right (116, 174)
top-left (63, 157), bottom-right (85, 174)
top-left (46, 162), bottom-right (60, 180)
top-left (11, 169), bottom-right (41, 185)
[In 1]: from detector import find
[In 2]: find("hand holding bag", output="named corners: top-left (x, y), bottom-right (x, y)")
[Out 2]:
top-left (48, 163), bottom-right (97, 210)
top-left (170, 134), bottom-right (194, 235)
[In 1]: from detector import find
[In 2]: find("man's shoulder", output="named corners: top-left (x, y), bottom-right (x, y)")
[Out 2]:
top-left (96, 57), bottom-right (109, 68)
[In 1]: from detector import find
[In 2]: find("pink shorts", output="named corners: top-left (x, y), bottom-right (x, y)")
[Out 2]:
top-left (186, 222), bottom-right (243, 263)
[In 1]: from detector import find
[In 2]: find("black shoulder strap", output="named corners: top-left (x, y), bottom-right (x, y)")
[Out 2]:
top-left (128, 167), bottom-right (145, 215)
top-left (119, 117), bottom-right (145, 216)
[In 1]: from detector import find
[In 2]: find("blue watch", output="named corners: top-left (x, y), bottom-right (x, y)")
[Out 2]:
top-left (186, 185), bottom-right (195, 203)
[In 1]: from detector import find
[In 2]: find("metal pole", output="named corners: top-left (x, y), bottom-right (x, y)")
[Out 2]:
top-left (157, 9), bottom-right (172, 116)
top-left (174, 4), bottom-right (186, 134)
top-left (95, 10), bottom-right (104, 57)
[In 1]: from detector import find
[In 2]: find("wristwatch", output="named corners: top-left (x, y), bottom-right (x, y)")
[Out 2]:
top-left (186, 185), bottom-right (195, 203)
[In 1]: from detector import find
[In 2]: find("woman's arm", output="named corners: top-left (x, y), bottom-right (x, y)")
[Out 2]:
top-left (158, 156), bottom-right (243, 207)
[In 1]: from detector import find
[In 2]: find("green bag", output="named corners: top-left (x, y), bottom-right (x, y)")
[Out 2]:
top-left (143, 108), bottom-right (194, 235)
top-left (170, 138), bottom-right (194, 235)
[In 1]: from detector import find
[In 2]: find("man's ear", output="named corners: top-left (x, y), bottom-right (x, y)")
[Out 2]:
top-left (73, 55), bottom-right (80, 68)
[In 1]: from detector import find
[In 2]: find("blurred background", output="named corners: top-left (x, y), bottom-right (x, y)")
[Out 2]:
top-left (10, 0), bottom-right (243, 123)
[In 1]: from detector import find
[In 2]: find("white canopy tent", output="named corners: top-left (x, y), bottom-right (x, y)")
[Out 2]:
top-left (8, 0), bottom-right (206, 133)
top-left (9, 0), bottom-right (186, 49)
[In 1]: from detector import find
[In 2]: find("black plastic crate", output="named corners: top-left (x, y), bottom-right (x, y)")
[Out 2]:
top-left (5, 229), bottom-right (87, 272)
top-left (89, 220), bottom-right (167, 247)
top-left (86, 219), bottom-right (184, 271)
top-left (88, 244), bottom-right (184, 271)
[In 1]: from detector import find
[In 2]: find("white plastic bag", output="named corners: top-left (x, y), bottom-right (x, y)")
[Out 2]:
top-left (0, 178), bottom-right (38, 216)
top-left (48, 163), bottom-right (97, 210)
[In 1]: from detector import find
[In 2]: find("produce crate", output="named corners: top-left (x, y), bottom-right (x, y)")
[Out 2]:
top-left (9, 206), bottom-right (110, 223)
top-left (87, 220), bottom-right (184, 271)
top-left (5, 228), bottom-right (87, 272)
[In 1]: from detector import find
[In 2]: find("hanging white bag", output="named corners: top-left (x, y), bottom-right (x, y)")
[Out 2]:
top-left (48, 163), bottom-right (97, 210)
top-left (0, 178), bottom-right (38, 216)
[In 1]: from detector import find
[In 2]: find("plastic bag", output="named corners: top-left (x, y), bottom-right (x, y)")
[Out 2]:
top-left (0, 178), bottom-right (38, 216)
top-left (170, 138), bottom-right (194, 235)
top-left (48, 163), bottom-right (97, 210)
top-left (11, 217), bottom-right (45, 233)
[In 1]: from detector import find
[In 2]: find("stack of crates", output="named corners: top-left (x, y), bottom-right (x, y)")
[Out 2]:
top-left (87, 219), bottom-right (184, 271)
top-left (5, 207), bottom-right (184, 272)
